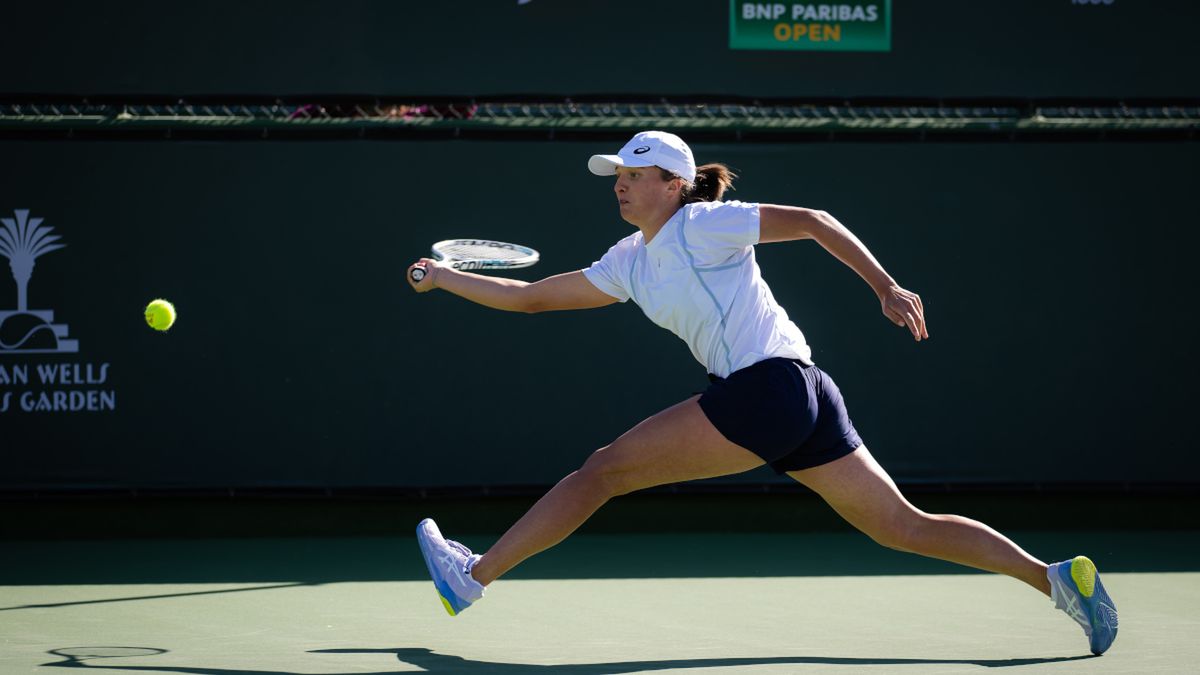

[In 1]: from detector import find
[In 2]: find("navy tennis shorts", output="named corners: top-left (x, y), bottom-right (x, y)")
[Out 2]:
top-left (698, 358), bottom-right (863, 473)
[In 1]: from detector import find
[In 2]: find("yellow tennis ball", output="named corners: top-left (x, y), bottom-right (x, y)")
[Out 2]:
top-left (144, 299), bottom-right (177, 332)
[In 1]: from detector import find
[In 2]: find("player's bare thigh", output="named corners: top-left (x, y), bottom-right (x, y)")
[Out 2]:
top-left (580, 395), bottom-right (765, 495)
top-left (787, 446), bottom-right (922, 543)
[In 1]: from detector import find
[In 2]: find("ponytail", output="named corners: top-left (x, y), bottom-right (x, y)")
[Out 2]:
top-left (663, 163), bottom-right (737, 204)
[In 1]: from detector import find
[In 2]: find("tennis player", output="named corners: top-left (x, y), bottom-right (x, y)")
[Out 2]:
top-left (407, 131), bottom-right (1118, 655)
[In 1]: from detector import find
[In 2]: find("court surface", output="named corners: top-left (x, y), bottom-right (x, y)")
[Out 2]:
top-left (3, 530), bottom-right (1198, 674)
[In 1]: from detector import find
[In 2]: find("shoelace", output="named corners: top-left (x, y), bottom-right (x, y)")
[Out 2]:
top-left (446, 539), bottom-right (474, 559)
top-left (446, 539), bottom-right (484, 580)
top-left (443, 539), bottom-right (484, 599)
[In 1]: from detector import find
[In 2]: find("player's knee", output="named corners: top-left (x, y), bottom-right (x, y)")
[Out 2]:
top-left (869, 527), bottom-right (914, 553)
top-left (868, 510), bottom-right (927, 553)
top-left (578, 445), bottom-right (638, 498)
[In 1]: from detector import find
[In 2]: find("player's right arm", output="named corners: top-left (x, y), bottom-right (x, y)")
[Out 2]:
top-left (407, 259), bottom-right (618, 313)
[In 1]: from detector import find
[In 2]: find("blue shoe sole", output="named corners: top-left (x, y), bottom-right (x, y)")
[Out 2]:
top-left (1086, 575), bottom-right (1119, 655)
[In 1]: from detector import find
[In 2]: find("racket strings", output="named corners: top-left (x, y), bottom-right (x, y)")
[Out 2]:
top-left (439, 244), bottom-right (530, 261)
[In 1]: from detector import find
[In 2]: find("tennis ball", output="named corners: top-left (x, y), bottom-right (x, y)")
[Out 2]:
top-left (144, 298), bottom-right (177, 332)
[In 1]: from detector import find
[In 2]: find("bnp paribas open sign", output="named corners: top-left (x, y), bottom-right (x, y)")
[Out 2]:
top-left (730, 2), bottom-right (892, 51)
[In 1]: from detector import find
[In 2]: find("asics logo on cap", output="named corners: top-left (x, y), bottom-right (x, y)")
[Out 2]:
top-left (632, 146), bottom-right (651, 155)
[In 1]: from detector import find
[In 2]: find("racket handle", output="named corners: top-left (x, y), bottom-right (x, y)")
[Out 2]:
top-left (411, 266), bottom-right (426, 282)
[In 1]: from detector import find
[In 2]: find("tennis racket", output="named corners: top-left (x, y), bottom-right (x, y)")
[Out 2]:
top-left (410, 239), bottom-right (539, 282)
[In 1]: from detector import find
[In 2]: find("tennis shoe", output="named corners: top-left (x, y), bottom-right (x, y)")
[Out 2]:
top-left (1048, 555), bottom-right (1118, 655)
top-left (415, 518), bottom-right (485, 616)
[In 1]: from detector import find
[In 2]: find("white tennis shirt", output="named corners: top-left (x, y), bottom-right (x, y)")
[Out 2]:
top-left (583, 200), bottom-right (813, 378)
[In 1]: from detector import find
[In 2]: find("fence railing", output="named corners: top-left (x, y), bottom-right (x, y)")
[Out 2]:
top-left (3, 98), bottom-right (1197, 136)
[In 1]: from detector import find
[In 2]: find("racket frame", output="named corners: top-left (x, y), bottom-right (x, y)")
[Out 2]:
top-left (430, 238), bottom-right (540, 271)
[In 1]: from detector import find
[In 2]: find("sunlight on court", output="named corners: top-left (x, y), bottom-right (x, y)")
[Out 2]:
top-left (3, 573), bottom-right (1197, 674)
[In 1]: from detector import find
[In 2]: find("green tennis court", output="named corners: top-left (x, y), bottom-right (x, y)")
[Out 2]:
top-left (4, 520), bottom-right (1198, 674)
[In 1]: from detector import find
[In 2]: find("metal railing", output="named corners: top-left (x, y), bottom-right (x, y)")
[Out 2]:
top-left (3, 98), bottom-right (1196, 136)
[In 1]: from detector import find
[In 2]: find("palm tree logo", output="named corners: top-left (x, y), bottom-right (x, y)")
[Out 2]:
top-left (0, 209), bottom-right (78, 353)
top-left (1, 209), bottom-right (64, 311)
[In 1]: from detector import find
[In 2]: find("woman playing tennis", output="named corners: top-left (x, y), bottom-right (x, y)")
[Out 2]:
top-left (406, 131), bottom-right (1118, 655)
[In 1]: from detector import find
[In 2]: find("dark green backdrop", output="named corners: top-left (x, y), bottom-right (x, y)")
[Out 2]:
top-left (3, 0), bottom-right (1197, 98)
top-left (0, 139), bottom-right (1194, 488)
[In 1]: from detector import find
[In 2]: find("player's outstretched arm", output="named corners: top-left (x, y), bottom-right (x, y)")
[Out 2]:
top-left (759, 205), bottom-right (928, 341)
top-left (407, 260), bottom-right (617, 313)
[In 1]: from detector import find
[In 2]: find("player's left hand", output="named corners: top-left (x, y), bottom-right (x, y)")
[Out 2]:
top-left (880, 285), bottom-right (928, 341)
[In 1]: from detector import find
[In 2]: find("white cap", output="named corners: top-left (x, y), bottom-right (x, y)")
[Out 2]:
top-left (587, 130), bottom-right (696, 183)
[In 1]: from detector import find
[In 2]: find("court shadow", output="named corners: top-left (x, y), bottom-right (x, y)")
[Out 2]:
top-left (314, 646), bottom-right (1098, 672)
top-left (41, 646), bottom-right (1097, 674)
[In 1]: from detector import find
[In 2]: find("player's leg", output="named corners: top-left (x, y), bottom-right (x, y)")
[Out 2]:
top-left (787, 446), bottom-right (1051, 595)
top-left (470, 395), bottom-right (763, 585)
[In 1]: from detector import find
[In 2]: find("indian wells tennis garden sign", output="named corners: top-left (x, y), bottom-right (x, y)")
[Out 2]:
top-left (730, 2), bottom-right (891, 51)
top-left (1, 209), bottom-right (117, 414)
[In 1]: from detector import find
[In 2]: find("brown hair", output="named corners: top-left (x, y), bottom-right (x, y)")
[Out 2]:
top-left (661, 163), bottom-right (737, 204)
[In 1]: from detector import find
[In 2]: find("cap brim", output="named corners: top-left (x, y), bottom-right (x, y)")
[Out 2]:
top-left (588, 154), bottom-right (622, 176)
top-left (588, 153), bottom-right (657, 176)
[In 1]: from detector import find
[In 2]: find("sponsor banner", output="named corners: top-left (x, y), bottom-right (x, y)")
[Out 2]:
top-left (730, 2), bottom-right (891, 51)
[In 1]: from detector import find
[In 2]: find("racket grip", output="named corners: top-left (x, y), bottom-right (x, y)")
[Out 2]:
top-left (411, 266), bottom-right (426, 282)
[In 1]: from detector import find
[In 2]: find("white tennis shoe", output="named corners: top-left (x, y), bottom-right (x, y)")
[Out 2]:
top-left (415, 518), bottom-right (485, 616)
top-left (1048, 555), bottom-right (1118, 654)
